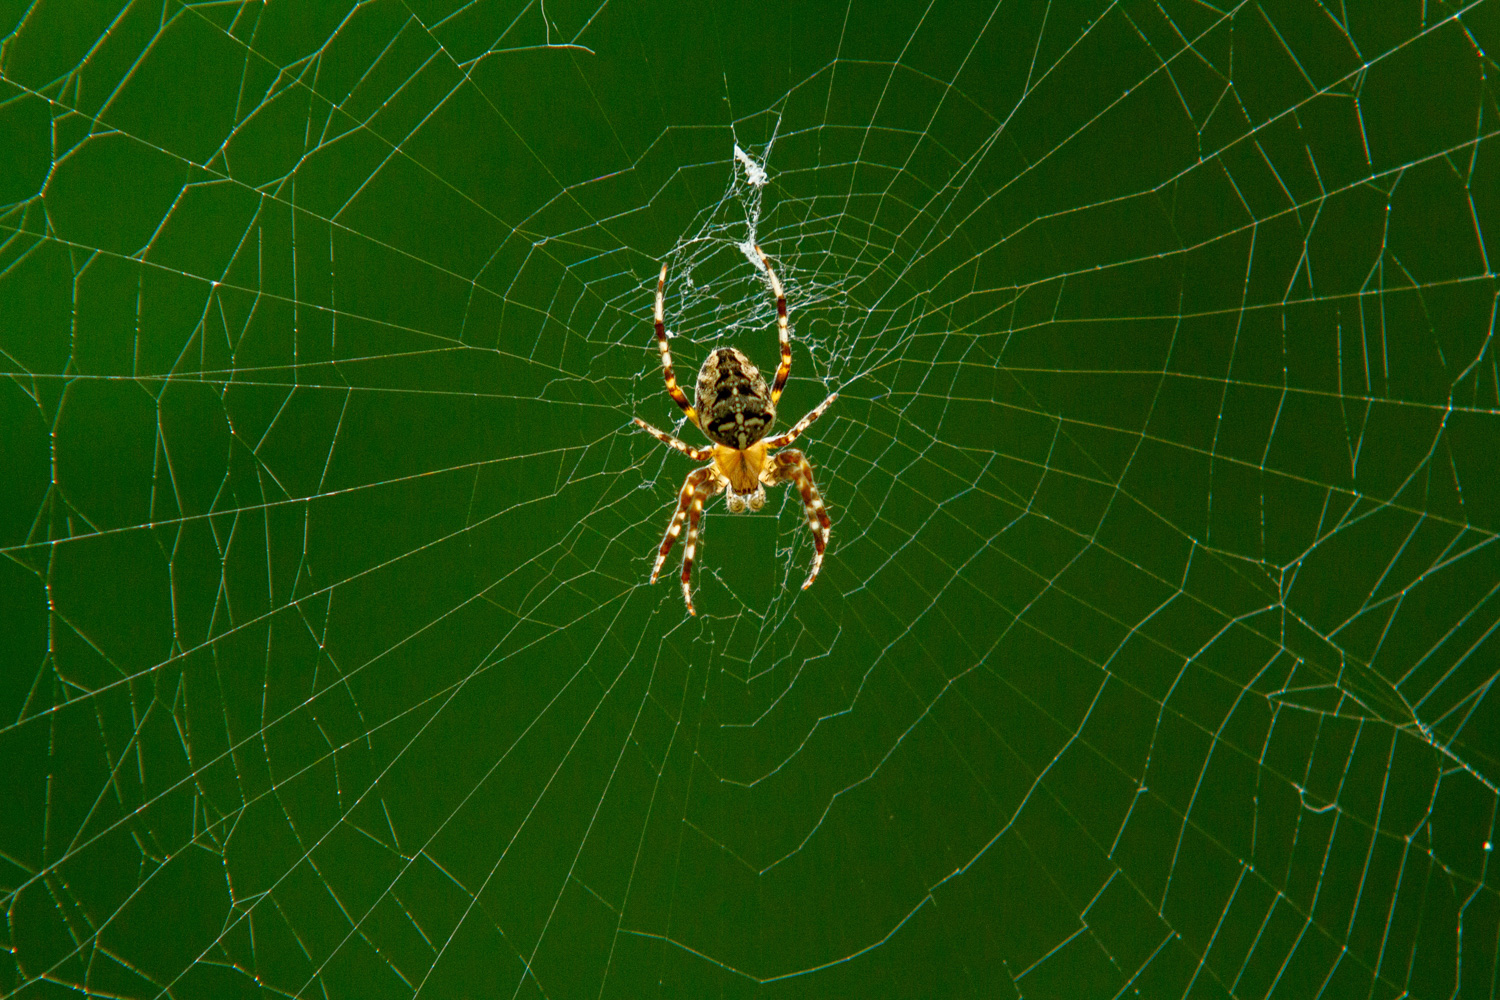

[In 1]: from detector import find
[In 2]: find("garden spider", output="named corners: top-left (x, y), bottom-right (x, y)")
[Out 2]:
top-left (633, 246), bottom-right (838, 615)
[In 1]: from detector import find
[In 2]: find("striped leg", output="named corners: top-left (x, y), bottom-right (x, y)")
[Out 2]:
top-left (755, 245), bottom-right (792, 403)
top-left (772, 449), bottom-right (831, 589)
top-left (655, 263), bottom-right (699, 424)
top-left (650, 465), bottom-right (719, 586)
top-left (764, 392), bottom-right (838, 449)
top-left (679, 473), bottom-right (723, 615)
top-left (633, 417), bottom-right (713, 461)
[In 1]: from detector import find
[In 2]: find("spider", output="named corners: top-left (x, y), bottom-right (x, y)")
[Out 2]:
top-left (632, 246), bottom-right (838, 615)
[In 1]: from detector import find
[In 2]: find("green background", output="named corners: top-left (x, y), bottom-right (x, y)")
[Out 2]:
top-left (2, 1), bottom-right (1498, 997)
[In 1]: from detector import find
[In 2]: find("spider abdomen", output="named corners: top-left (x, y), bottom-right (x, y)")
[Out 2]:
top-left (695, 347), bottom-right (775, 449)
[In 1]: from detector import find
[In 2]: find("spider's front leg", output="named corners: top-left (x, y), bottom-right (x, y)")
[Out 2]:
top-left (649, 465), bottom-right (722, 614)
top-left (679, 472), bottom-right (724, 615)
top-left (770, 449), bottom-right (832, 589)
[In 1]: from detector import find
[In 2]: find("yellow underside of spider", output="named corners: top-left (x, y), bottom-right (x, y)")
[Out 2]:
top-left (713, 441), bottom-right (769, 494)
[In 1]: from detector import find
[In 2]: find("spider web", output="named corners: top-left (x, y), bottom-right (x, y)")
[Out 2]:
top-left (1, 1), bottom-right (1498, 997)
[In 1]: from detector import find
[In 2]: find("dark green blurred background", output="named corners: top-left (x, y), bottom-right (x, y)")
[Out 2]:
top-left (2, 1), bottom-right (1498, 997)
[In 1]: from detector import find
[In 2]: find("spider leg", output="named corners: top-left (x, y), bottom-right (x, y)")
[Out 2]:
top-left (679, 473), bottom-right (724, 615)
top-left (771, 449), bottom-right (832, 589)
top-left (655, 263), bottom-right (699, 425)
top-left (763, 392), bottom-right (838, 450)
top-left (650, 465), bottom-right (718, 587)
top-left (633, 417), bottom-right (714, 461)
top-left (755, 245), bottom-right (792, 404)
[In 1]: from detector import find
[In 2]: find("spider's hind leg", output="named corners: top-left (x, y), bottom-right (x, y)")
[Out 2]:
top-left (754, 246), bottom-right (792, 404)
top-left (654, 263), bottom-right (700, 425)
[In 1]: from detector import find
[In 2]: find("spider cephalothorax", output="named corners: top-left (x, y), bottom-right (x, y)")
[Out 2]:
top-left (632, 246), bottom-right (837, 615)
